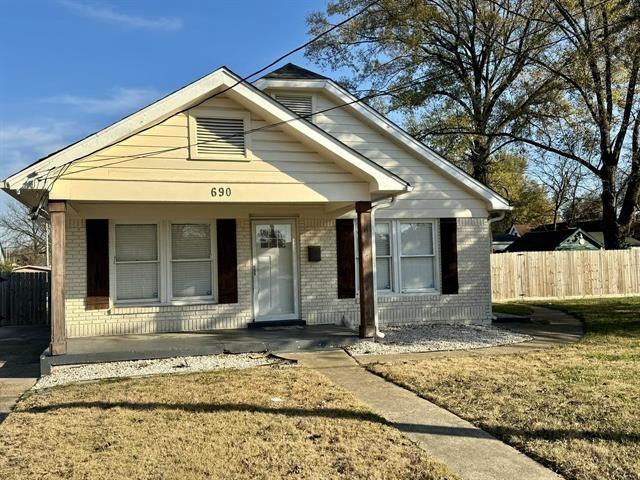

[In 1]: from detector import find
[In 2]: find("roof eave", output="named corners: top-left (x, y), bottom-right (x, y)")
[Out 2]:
top-left (255, 77), bottom-right (511, 211)
top-left (5, 67), bottom-right (408, 196)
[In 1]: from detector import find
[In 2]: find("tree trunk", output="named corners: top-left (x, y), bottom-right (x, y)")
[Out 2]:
top-left (470, 138), bottom-right (491, 184)
top-left (600, 164), bottom-right (623, 249)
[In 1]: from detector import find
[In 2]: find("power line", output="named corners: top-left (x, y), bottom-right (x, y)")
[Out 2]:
top-left (47, 74), bottom-right (436, 180)
top-left (31, 0), bottom-right (383, 214)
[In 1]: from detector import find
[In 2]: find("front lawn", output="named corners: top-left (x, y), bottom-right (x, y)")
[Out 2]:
top-left (369, 297), bottom-right (640, 480)
top-left (0, 365), bottom-right (457, 480)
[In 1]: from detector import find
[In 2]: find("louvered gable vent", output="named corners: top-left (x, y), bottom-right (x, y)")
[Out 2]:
top-left (275, 94), bottom-right (313, 118)
top-left (196, 117), bottom-right (245, 157)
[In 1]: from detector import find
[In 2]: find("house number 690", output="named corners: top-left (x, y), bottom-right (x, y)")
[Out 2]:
top-left (211, 186), bottom-right (232, 197)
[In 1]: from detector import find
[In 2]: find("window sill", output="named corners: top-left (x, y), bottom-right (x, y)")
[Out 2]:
top-left (109, 300), bottom-right (219, 314)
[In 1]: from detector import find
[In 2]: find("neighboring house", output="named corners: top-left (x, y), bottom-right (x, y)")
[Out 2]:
top-left (492, 233), bottom-right (518, 252)
top-left (532, 219), bottom-right (640, 249)
top-left (1, 63), bottom-right (510, 355)
top-left (507, 224), bottom-right (532, 238)
top-left (506, 228), bottom-right (602, 252)
top-left (12, 265), bottom-right (51, 273)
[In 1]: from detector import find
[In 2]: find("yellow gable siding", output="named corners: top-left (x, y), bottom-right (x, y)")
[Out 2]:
top-left (49, 95), bottom-right (370, 203)
top-left (312, 92), bottom-right (488, 217)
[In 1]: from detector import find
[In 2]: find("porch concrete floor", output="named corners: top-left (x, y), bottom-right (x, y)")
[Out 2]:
top-left (42, 324), bottom-right (359, 374)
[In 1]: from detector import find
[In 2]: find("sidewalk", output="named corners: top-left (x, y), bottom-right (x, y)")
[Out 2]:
top-left (284, 350), bottom-right (562, 480)
top-left (0, 326), bottom-right (49, 423)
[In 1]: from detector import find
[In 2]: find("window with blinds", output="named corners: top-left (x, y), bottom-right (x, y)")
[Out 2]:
top-left (114, 224), bottom-right (159, 301)
top-left (195, 117), bottom-right (245, 158)
top-left (353, 220), bottom-right (438, 294)
top-left (275, 94), bottom-right (313, 118)
top-left (171, 224), bottom-right (213, 299)
top-left (399, 222), bottom-right (436, 292)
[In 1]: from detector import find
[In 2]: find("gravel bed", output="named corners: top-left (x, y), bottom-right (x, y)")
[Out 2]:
top-left (34, 353), bottom-right (286, 390)
top-left (346, 324), bottom-right (532, 355)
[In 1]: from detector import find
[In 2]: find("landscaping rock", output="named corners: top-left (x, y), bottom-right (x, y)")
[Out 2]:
top-left (34, 353), bottom-right (288, 390)
top-left (346, 324), bottom-right (531, 355)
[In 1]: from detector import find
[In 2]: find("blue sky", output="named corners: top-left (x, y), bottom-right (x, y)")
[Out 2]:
top-left (0, 0), bottom-right (330, 183)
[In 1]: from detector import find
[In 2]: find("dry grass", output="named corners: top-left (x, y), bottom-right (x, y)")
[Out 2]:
top-left (369, 297), bottom-right (640, 480)
top-left (0, 365), bottom-right (457, 480)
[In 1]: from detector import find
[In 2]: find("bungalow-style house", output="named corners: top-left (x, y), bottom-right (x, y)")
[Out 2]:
top-left (2, 63), bottom-right (510, 356)
top-left (506, 228), bottom-right (602, 252)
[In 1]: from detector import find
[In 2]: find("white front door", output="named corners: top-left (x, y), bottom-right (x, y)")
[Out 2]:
top-left (251, 219), bottom-right (299, 322)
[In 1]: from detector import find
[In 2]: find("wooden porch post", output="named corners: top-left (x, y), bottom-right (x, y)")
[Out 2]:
top-left (356, 201), bottom-right (375, 338)
top-left (49, 200), bottom-right (66, 355)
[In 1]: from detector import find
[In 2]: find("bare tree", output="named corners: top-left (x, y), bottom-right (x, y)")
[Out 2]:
top-left (534, 156), bottom-right (588, 229)
top-left (306, 0), bottom-right (559, 184)
top-left (0, 200), bottom-right (47, 266)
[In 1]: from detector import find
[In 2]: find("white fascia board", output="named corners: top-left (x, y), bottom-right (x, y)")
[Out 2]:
top-left (6, 70), bottom-right (233, 190)
top-left (227, 76), bottom-right (409, 193)
top-left (255, 78), bottom-right (511, 211)
top-left (6, 68), bottom-right (409, 196)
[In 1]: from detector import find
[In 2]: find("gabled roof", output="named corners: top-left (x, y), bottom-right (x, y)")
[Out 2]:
top-left (3, 66), bottom-right (410, 196)
top-left (509, 224), bottom-right (533, 237)
top-left (264, 63), bottom-right (328, 80)
top-left (255, 64), bottom-right (511, 211)
top-left (506, 228), bottom-right (602, 252)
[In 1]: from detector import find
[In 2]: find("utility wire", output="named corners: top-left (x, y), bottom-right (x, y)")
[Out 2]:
top-left (30, 0), bottom-right (382, 215)
top-left (47, 74), bottom-right (436, 180)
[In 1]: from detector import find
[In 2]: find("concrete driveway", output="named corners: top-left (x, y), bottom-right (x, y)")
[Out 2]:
top-left (0, 326), bottom-right (49, 422)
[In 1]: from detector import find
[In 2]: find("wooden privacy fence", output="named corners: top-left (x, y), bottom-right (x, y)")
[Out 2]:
top-left (491, 249), bottom-right (640, 301)
top-left (0, 272), bottom-right (50, 326)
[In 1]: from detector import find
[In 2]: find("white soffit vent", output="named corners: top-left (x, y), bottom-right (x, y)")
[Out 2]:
top-left (275, 94), bottom-right (313, 118)
top-left (196, 117), bottom-right (245, 156)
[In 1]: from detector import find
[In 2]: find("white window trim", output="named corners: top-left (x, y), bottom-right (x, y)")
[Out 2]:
top-left (168, 222), bottom-right (217, 303)
top-left (187, 108), bottom-right (252, 161)
top-left (374, 221), bottom-right (393, 293)
top-left (110, 221), bottom-right (162, 305)
top-left (397, 220), bottom-right (439, 294)
top-left (109, 220), bottom-right (219, 307)
top-left (354, 218), bottom-right (440, 296)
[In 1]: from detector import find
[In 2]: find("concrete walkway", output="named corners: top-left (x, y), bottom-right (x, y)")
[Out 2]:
top-left (285, 349), bottom-right (562, 480)
top-left (0, 326), bottom-right (49, 423)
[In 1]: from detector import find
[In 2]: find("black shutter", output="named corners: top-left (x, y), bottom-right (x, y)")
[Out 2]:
top-left (86, 219), bottom-right (110, 310)
top-left (216, 219), bottom-right (238, 304)
top-left (440, 218), bottom-right (459, 294)
top-left (336, 219), bottom-right (356, 299)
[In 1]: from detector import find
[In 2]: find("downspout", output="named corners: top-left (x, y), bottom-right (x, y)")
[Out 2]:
top-left (370, 195), bottom-right (398, 340)
top-left (487, 210), bottom-right (506, 322)
top-left (488, 211), bottom-right (506, 247)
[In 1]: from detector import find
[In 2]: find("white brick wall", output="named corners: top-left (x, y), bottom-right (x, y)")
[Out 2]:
top-left (64, 216), bottom-right (491, 337)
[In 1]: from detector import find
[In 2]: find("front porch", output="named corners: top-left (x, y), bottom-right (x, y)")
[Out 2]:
top-left (40, 324), bottom-right (359, 375)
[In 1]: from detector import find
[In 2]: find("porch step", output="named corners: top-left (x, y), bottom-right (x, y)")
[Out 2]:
top-left (247, 320), bottom-right (306, 329)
